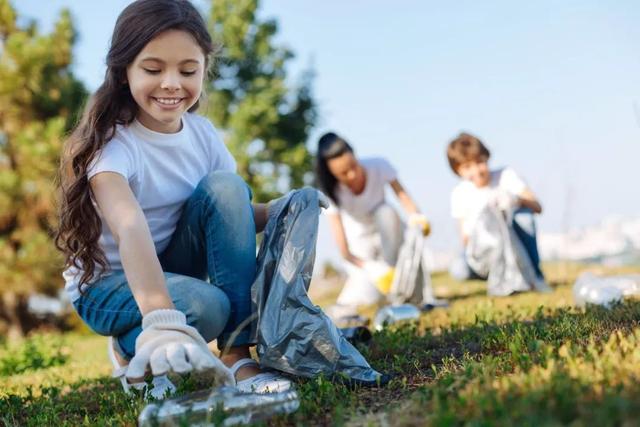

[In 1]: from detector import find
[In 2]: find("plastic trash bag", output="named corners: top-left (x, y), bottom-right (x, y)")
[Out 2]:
top-left (466, 204), bottom-right (538, 296)
top-left (249, 188), bottom-right (386, 386)
top-left (388, 226), bottom-right (447, 308)
top-left (573, 272), bottom-right (640, 307)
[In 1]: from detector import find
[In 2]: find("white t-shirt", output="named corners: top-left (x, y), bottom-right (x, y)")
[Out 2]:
top-left (325, 157), bottom-right (398, 244)
top-left (450, 166), bottom-right (527, 236)
top-left (63, 113), bottom-right (236, 301)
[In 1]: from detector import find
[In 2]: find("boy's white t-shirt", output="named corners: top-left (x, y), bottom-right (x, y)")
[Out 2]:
top-left (325, 157), bottom-right (398, 243)
top-left (450, 166), bottom-right (527, 236)
top-left (63, 113), bottom-right (236, 301)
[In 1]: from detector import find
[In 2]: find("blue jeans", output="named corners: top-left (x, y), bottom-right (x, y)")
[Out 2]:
top-left (73, 172), bottom-right (257, 359)
top-left (449, 208), bottom-right (544, 281)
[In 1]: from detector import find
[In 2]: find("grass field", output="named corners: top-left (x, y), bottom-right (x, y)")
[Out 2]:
top-left (2, 262), bottom-right (640, 426)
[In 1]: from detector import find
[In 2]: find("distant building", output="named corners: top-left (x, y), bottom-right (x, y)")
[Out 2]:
top-left (539, 216), bottom-right (640, 266)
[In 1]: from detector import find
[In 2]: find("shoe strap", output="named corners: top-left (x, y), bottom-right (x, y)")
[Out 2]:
top-left (229, 358), bottom-right (259, 377)
top-left (236, 371), bottom-right (278, 385)
top-left (112, 366), bottom-right (127, 379)
top-left (108, 336), bottom-right (129, 378)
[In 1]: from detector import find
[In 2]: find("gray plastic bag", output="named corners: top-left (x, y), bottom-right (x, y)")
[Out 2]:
top-left (249, 188), bottom-right (385, 385)
top-left (466, 205), bottom-right (538, 296)
top-left (388, 226), bottom-right (447, 308)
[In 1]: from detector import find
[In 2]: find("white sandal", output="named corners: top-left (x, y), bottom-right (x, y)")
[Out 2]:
top-left (108, 336), bottom-right (176, 400)
top-left (229, 358), bottom-right (292, 394)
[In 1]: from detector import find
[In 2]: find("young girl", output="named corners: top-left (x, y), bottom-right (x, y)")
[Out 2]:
top-left (315, 132), bottom-right (431, 313)
top-left (56, 0), bottom-right (290, 398)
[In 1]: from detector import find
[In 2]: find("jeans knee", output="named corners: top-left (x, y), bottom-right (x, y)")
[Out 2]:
top-left (197, 172), bottom-right (252, 205)
top-left (169, 277), bottom-right (232, 342)
top-left (187, 289), bottom-right (231, 342)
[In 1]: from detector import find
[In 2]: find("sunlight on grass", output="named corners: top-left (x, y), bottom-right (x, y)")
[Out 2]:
top-left (1, 333), bottom-right (109, 397)
top-left (2, 263), bottom-right (640, 426)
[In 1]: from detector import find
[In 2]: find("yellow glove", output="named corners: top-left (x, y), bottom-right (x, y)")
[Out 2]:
top-left (375, 267), bottom-right (396, 295)
top-left (409, 213), bottom-right (431, 236)
top-left (364, 261), bottom-right (395, 295)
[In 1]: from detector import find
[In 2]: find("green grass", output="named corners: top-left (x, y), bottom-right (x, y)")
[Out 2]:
top-left (2, 263), bottom-right (640, 426)
top-left (0, 334), bottom-right (69, 377)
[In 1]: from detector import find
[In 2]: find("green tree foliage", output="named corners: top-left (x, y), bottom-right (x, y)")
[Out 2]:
top-left (0, 0), bottom-right (86, 335)
top-left (206, 0), bottom-right (317, 202)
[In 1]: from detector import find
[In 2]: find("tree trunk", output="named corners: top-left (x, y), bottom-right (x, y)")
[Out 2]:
top-left (0, 291), bottom-right (37, 340)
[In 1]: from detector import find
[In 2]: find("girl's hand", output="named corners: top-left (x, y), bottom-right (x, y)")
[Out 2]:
top-left (126, 309), bottom-right (234, 386)
top-left (267, 189), bottom-right (330, 215)
top-left (489, 189), bottom-right (519, 212)
top-left (262, 188), bottom-right (331, 232)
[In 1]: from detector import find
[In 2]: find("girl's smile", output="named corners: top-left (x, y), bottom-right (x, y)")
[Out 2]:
top-left (152, 97), bottom-right (185, 106)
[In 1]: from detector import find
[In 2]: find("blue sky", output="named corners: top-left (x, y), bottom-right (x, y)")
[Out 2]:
top-left (15, 0), bottom-right (640, 266)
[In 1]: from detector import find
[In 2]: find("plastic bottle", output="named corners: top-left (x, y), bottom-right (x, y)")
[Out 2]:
top-left (138, 386), bottom-right (299, 426)
top-left (373, 304), bottom-right (421, 331)
top-left (572, 272), bottom-right (640, 307)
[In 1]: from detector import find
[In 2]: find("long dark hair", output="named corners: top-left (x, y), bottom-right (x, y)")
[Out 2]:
top-left (55, 0), bottom-right (217, 289)
top-left (315, 132), bottom-right (354, 205)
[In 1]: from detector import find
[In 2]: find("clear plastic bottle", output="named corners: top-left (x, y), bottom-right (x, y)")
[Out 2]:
top-left (573, 272), bottom-right (640, 307)
top-left (373, 304), bottom-right (421, 331)
top-left (138, 386), bottom-right (300, 426)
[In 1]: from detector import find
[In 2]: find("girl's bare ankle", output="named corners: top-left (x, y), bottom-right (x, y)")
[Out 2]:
top-left (220, 346), bottom-right (252, 365)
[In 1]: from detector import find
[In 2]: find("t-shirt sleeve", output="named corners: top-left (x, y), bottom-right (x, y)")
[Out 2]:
top-left (206, 121), bottom-right (237, 173)
top-left (376, 158), bottom-right (398, 183)
top-left (500, 167), bottom-right (527, 195)
top-left (87, 139), bottom-right (134, 181)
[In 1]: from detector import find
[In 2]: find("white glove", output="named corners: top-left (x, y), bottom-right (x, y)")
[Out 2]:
top-left (126, 309), bottom-right (234, 386)
top-left (489, 189), bottom-right (519, 212)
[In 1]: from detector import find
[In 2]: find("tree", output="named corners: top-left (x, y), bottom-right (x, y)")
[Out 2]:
top-left (206, 0), bottom-right (317, 202)
top-left (0, 0), bottom-right (86, 337)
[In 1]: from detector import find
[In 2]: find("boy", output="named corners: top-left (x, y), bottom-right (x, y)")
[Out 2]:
top-left (446, 132), bottom-right (549, 291)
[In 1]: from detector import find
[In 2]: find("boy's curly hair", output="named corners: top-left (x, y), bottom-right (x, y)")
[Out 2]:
top-left (446, 132), bottom-right (491, 175)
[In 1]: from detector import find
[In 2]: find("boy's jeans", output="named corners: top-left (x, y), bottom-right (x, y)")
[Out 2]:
top-left (449, 208), bottom-right (544, 281)
top-left (73, 172), bottom-right (257, 359)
